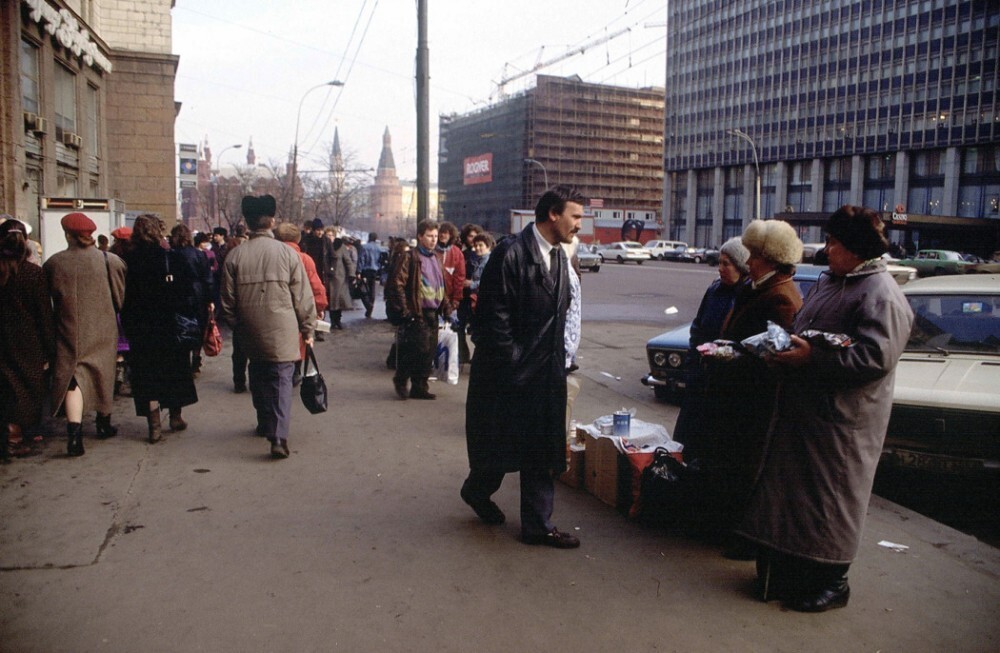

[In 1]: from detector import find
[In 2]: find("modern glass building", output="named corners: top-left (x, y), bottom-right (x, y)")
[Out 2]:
top-left (663, 0), bottom-right (999, 255)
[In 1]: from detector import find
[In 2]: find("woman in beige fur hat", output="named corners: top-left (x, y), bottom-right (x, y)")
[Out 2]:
top-left (696, 219), bottom-right (804, 559)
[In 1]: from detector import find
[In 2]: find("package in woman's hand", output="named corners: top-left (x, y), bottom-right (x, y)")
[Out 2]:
top-left (799, 329), bottom-right (855, 349)
top-left (740, 321), bottom-right (792, 357)
top-left (696, 340), bottom-right (740, 360)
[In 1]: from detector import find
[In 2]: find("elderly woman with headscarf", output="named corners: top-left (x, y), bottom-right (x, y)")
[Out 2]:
top-left (43, 213), bottom-right (126, 456)
top-left (672, 237), bottom-right (751, 455)
top-left (0, 220), bottom-right (55, 461)
top-left (120, 216), bottom-right (203, 443)
top-left (698, 220), bottom-right (803, 552)
top-left (738, 206), bottom-right (913, 612)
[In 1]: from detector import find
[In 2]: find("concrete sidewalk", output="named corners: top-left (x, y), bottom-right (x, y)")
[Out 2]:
top-left (2, 313), bottom-right (998, 652)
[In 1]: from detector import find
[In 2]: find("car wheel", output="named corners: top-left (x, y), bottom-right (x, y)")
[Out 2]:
top-left (657, 254), bottom-right (664, 261)
top-left (598, 254), bottom-right (605, 263)
top-left (592, 265), bottom-right (600, 273)
top-left (617, 256), bottom-right (625, 264)
top-left (693, 256), bottom-right (702, 264)
top-left (637, 260), bottom-right (644, 265)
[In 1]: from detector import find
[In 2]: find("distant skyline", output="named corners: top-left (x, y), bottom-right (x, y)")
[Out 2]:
top-left (172, 0), bottom-right (667, 183)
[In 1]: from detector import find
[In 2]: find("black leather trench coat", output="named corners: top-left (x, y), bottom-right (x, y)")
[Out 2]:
top-left (465, 226), bottom-right (570, 474)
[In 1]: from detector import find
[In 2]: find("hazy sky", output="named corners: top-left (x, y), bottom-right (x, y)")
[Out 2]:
top-left (172, 0), bottom-right (667, 182)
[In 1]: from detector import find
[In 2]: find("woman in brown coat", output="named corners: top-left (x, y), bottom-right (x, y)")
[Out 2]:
top-left (0, 220), bottom-right (55, 461)
top-left (698, 220), bottom-right (803, 550)
top-left (43, 213), bottom-right (126, 456)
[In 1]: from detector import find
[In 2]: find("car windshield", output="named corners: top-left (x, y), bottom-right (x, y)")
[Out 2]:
top-left (624, 243), bottom-right (642, 249)
top-left (906, 294), bottom-right (1000, 354)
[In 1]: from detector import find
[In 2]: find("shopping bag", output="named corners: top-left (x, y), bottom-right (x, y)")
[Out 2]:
top-left (203, 312), bottom-right (223, 357)
top-left (434, 324), bottom-right (459, 385)
top-left (300, 345), bottom-right (328, 414)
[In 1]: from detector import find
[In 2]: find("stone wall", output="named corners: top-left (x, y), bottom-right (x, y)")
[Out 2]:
top-left (96, 0), bottom-right (172, 55)
top-left (105, 49), bottom-right (178, 221)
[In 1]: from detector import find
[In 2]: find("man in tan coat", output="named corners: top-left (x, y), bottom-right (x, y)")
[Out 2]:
top-left (221, 196), bottom-right (316, 459)
top-left (44, 212), bottom-right (126, 456)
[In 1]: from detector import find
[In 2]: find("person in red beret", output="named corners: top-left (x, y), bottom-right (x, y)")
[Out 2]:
top-left (43, 212), bottom-right (126, 456)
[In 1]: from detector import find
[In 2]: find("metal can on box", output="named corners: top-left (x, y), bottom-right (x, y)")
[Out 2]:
top-left (613, 410), bottom-right (630, 437)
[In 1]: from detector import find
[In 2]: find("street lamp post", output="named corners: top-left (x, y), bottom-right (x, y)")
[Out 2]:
top-left (524, 158), bottom-right (549, 189)
top-left (727, 128), bottom-right (761, 221)
top-left (292, 80), bottom-right (345, 222)
top-left (214, 143), bottom-right (242, 227)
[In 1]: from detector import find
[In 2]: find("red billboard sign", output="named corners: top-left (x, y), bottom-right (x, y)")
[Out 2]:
top-left (463, 153), bottom-right (493, 185)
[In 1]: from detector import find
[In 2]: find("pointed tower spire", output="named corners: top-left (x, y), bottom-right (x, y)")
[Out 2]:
top-left (331, 127), bottom-right (345, 189)
top-left (247, 137), bottom-right (256, 165)
top-left (377, 126), bottom-right (396, 172)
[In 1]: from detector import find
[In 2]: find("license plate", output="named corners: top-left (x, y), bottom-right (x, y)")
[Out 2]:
top-left (881, 449), bottom-right (987, 476)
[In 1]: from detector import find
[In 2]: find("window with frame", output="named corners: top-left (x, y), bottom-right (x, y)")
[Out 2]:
top-left (86, 84), bottom-right (99, 152)
top-left (21, 39), bottom-right (40, 115)
top-left (54, 64), bottom-right (77, 140)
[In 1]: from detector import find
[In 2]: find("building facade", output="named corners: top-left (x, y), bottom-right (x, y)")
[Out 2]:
top-left (438, 74), bottom-right (665, 235)
top-left (663, 0), bottom-right (1000, 254)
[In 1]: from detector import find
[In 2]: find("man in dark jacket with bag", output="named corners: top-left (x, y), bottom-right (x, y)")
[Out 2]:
top-left (221, 195), bottom-right (316, 459)
top-left (460, 186), bottom-right (583, 548)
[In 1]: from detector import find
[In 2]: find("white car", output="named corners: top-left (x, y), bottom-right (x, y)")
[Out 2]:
top-left (595, 241), bottom-right (652, 264)
top-left (645, 240), bottom-right (689, 261)
top-left (884, 274), bottom-right (1000, 478)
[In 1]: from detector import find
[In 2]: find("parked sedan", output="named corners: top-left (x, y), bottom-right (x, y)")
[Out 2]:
top-left (576, 244), bottom-right (602, 272)
top-left (641, 265), bottom-right (826, 401)
top-left (897, 249), bottom-right (976, 277)
top-left (595, 241), bottom-right (652, 264)
top-left (882, 274), bottom-right (1000, 478)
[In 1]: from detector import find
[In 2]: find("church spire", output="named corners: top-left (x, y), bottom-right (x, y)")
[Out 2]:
top-left (377, 126), bottom-right (396, 172)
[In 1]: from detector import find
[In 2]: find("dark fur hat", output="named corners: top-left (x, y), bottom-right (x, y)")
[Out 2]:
top-left (241, 195), bottom-right (277, 226)
top-left (825, 205), bottom-right (889, 260)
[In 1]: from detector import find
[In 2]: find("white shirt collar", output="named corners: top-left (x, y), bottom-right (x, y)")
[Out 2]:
top-left (532, 223), bottom-right (556, 272)
top-left (751, 269), bottom-right (777, 289)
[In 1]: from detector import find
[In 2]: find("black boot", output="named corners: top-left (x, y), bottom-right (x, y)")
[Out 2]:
top-left (0, 423), bottom-right (9, 464)
top-left (96, 413), bottom-right (118, 439)
top-left (786, 562), bottom-right (850, 612)
top-left (67, 422), bottom-right (85, 457)
top-left (754, 550), bottom-right (797, 602)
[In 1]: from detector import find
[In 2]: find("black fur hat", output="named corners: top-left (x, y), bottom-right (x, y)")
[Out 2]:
top-left (825, 205), bottom-right (889, 260)
top-left (241, 195), bottom-right (277, 226)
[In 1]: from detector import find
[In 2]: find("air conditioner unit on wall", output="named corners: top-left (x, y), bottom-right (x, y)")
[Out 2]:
top-left (32, 117), bottom-right (48, 135)
top-left (62, 132), bottom-right (82, 148)
top-left (23, 111), bottom-right (38, 132)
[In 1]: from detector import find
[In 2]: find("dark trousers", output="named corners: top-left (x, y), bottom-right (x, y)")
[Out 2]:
top-left (462, 467), bottom-right (555, 537)
top-left (394, 309), bottom-right (438, 393)
top-left (360, 270), bottom-right (378, 316)
top-left (232, 332), bottom-right (249, 386)
top-left (248, 360), bottom-right (295, 443)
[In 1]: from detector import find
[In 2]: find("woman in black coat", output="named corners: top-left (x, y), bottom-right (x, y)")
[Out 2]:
top-left (0, 220), bottom-right (54, 461)
top-left (121, 216), bottom-right (206, 442)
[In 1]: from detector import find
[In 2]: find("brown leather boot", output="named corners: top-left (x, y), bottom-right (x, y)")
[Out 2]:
top-left (147, 408), bottom-right (162, 443)
top-left (169, 408), bottom-right (187, 431)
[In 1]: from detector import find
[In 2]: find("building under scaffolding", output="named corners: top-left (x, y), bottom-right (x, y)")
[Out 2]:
top-left (438, 75), bottom-right (665, 235)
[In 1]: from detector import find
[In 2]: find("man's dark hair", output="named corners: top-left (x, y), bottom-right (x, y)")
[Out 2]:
top-left (438, 221), bottom-right (459, 242)
top-left (213, 227), bottom-right (228, 237)
top-left (535, 185), bottom-right (585, 223)
top-left (368, 232), bottom-right (378, 242)
top-left (417, 219), bottom-right (439, 236)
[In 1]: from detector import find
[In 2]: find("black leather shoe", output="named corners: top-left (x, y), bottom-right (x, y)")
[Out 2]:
top-left (393, 379), bottom-right (408, 399)
top-left (234, 382), bottom-right (247, 394)
top-left (787, 583), bottom-right (850, 613)
top-left (409, 389), bottom-right (436, 400)
top-left (270, 440), bottom-right (290, 459)
top-left (460, 487), bottom-right (505, 525)
top-left (522, 528), bottom-right (580, 549)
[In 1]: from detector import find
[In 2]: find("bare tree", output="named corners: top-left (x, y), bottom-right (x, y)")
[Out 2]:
top-left (298, 143), bottom-right (373, 230)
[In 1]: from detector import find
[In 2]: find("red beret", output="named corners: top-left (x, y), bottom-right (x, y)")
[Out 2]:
top-left (111, 226), bottom-right (133, 240)
top-left (61, 212), bottom-right (97, 235)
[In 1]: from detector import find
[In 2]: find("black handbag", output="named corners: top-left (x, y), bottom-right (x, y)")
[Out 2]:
top-left (163, 252), bottom-right (202, 348)
top-left (637, 448), bottom-right (710, 532)
top-left (300, 344), bottom-right (328, 414)
top-left (349, 276), bottom-right (364, 300)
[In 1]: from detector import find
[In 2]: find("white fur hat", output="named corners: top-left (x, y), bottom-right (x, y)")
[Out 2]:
top-left (741, 219), bottom-right (803, 266)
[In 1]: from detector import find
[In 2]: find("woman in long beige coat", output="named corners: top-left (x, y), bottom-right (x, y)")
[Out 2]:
top-left (43, 213), bottom-right (126, 456)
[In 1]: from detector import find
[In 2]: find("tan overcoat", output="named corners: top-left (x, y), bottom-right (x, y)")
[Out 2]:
top-left (43, 243), bottom-right (126, 415)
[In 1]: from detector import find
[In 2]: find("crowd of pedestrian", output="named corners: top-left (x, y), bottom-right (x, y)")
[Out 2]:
top-left (0, 194), bottom-right (912, 615)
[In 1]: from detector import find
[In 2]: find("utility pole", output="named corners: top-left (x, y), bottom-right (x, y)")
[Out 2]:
top-left (416, 0), bottom-right (429, 226)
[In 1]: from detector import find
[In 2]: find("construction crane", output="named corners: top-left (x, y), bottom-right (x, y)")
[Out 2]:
top-left (493, 25), bottom-right (632, 100)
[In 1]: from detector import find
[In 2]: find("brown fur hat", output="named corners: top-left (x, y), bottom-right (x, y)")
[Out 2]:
top-left (824, 205), bottom-right (889, 260)
top-left (741, 219), bottom-right (803, 266)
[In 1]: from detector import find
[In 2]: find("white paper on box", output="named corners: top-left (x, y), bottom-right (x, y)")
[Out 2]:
top-left (579, 417), bottom-right (682, 454)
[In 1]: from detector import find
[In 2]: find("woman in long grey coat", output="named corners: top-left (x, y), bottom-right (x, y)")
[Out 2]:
top-left (44, 212), bottom-right (126, 456)
top-left (326, 234), bottom-right (356, 329)
top-left (738, 206), bottom-right (914, 613)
